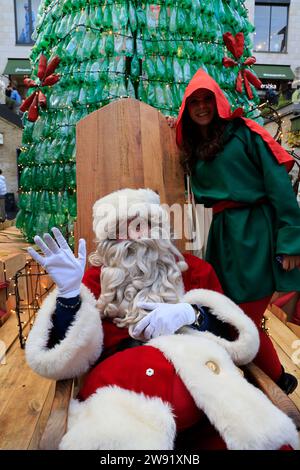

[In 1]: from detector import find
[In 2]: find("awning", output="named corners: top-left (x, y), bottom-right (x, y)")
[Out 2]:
top-left (3, 59), bottom-right (31, 75)
top-left (253, 65), bottom-right (294, 80)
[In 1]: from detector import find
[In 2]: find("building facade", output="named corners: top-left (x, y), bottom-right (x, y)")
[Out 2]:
top-left (245, 0), bottom-right (300, 153)
top-left (0, 0), bottom-right (40, 102)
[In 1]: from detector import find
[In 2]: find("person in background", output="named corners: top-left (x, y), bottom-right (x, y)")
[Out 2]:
top-left (265, 87), bottom-right (278, 106)
top-left (174, 68), bottom-right (300, 394)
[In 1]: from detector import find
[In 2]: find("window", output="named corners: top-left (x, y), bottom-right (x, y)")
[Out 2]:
top-left (254, 3), bottom-right (289, 53)
top-left (14, 0), bottom-right (40, 45)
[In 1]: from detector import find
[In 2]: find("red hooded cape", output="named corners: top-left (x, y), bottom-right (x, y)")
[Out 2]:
top-left (175, 68), bottom-right (294, 172)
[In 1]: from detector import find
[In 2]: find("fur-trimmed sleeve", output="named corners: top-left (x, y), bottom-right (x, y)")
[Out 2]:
top-left (25, 284), bottom-right (103, 380)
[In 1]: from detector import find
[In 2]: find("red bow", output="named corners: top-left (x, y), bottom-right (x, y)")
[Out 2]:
top-left (222, 32), bottom-right (262, 100)
top-left (20, 55), bottom-right (60, 122)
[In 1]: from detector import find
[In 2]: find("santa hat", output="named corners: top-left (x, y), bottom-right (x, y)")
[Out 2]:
top-left (92, 188), bottom-right (168, 241)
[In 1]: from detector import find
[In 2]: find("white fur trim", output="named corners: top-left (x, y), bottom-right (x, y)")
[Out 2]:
top-left (25, 284), bottom-right (103, 380)
top-left (59, 386), bottom-right (176, 450)
top-left (182, 289), bottom-right (259, 365)
top-left (149, 335), bottom-right (299, 450)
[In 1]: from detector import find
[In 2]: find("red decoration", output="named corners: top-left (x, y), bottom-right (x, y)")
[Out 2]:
top-left (20, 54), bottom-right (60, 122)
top-left (222, 32), bottom-right (262, 100)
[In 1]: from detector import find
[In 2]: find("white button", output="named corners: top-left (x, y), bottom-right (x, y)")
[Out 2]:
top-left (146, 368), bottom-right (154, 376)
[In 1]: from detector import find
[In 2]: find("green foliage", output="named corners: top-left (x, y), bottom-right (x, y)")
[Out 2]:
top-left (18, 0), bottom-right (258, 244)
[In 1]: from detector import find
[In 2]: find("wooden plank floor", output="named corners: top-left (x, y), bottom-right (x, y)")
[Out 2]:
top-left (265, 309), bottom-right (300, 411)
top-left (0, 308), bottom-right (299, 449)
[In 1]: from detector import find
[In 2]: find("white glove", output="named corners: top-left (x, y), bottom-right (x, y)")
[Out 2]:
top-left (27, 227), bottom-right (86, 298)
top-left (132, 302), bottom-right (196, 340)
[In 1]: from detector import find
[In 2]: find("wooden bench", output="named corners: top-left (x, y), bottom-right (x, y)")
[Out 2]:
top-left (40, 99), bottom-right (300, 449)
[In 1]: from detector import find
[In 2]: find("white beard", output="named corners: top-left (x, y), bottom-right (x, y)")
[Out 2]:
top-left (89, 238), bottom-right (187, 337)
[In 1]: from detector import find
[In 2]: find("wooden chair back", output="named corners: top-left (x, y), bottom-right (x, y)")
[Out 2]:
top-left (75, 98), bottom-right (186, 256)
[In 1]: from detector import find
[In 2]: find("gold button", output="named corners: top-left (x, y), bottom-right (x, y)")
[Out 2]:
top-left (205, 361), bottom-right (220, 374)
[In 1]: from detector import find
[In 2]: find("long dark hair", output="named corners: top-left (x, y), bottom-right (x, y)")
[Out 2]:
top-left (181, 108), bottom-right (226, 174)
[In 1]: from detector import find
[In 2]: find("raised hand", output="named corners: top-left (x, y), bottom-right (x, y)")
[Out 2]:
top-left (27, 227), bottom-right (86, 298)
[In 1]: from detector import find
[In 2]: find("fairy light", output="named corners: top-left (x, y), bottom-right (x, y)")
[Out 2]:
top-left (20, 0), bottom-right (257, 246)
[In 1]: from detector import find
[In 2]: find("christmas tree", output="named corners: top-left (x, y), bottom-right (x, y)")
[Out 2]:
top-left (17, 0), bottom-right (260, 246)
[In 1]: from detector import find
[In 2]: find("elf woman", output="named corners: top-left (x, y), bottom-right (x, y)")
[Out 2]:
top-left (175, 68), bottom-right (300, 393)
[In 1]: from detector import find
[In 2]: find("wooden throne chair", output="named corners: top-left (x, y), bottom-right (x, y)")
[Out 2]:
top-left (38, 99), bottom-right (300, 449)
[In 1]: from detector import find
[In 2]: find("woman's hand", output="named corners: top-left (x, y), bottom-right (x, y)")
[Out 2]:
top-left (132, 302), bottom-right (196, 340)
top-left (282, 255), bottom-right (300, 271)
top-left (27, 227), bottom-right (86, 298)
top-left (166, 116), bottom-right (177, 128)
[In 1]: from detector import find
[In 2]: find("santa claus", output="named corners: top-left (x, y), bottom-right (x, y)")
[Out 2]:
top-left (25, 188), bottom-right (298, 450)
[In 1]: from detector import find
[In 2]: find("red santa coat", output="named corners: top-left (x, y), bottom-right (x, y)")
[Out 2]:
top-left (79, 254), bottom-right (222, 434)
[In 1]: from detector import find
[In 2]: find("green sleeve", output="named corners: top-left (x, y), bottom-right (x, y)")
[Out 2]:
top-left (253, 133), bottom-right (300, 255)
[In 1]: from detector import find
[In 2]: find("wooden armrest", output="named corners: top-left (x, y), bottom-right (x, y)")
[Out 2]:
top-left (39, 379), bottom-right (74, 450)
top-left (244, 362), bottom-right (300, 430)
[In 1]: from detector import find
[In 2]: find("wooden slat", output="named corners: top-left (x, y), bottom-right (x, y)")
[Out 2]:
top-left (27, 382), bottom-right (56, 450)
top-left (265, 310), bottom-right (300, 411)
top-left (140, 104), bottom-right (166, 199)
top-left (270, 292), bottom-right (300, 321)
top-left (159, 111), bottom-right (186, 252)
top-left (268, 303), bottom-right (287, 323)
top-left (0, 253), bottom-right (27, 282)
top-left (0, 311), bottom-right (32, 362)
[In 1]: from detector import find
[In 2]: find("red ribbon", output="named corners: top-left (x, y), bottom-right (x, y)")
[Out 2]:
top-left (20, 54), bottom-right (60, 122)
top-left (222, 32), bottom-right (262, 100)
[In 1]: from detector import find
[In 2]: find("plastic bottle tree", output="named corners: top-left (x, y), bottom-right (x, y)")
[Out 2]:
top-left (17, 0), bottom-right (259, 245)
